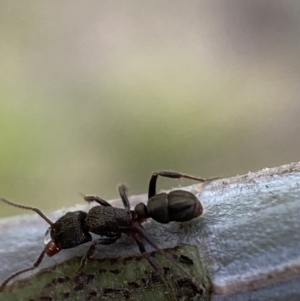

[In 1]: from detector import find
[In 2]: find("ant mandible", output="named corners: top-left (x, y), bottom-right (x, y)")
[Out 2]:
top-left (0, 171), bottom-right (213, 293)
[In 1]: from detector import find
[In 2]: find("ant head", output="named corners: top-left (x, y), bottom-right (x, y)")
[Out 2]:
top-left (44, 227), bottom-right (61, 257)
top-left (44, 211), bottom-right (92, 255)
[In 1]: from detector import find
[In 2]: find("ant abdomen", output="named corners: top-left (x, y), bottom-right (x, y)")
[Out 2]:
top-left (135, 190), bottom-right (203, 224)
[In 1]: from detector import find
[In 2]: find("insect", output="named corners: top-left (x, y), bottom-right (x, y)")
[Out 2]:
top-left (0, 171), bottom-right (213, 294)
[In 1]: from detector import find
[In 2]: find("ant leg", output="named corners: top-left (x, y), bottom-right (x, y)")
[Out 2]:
top-left (148, 171), bottom-right (218, 198)
top-left (78, 235), bottom-right (120, 271)
top-left (82, 195), bottom-right (112, 207)
top-left (83, 185), bottom-right (131, 211)
top-left (131, 234), bottom-right (162, 273)
top-left (0, 198), bottom-right (53, 225)
top-left (118, 185), bottom-right (131, 212)
top-left (134, 223), bottom-right (205, 295)
top-left (0, 245), bottom-right (48, 292)
top-left (131, 233), bottom-right (176, 300)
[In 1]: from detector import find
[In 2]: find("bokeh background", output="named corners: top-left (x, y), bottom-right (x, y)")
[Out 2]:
top-left (1, 1), bottom-right (300, 217)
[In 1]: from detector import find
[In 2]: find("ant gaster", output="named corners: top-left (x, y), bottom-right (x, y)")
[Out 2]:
top-left (0, 171), bottom-right (213, 293)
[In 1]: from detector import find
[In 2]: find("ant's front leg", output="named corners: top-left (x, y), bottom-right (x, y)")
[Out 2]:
top-left (77, 235), bottom-right (120, 271)
top-left (148, 171), bottom-right (218, 198)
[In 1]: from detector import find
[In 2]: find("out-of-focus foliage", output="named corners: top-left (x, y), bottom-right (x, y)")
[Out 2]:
top-left (1, 0), bottom-right (300, 216)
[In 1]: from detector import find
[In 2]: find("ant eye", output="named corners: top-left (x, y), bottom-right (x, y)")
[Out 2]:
top-left (44, 227), bottom-right (52, 246)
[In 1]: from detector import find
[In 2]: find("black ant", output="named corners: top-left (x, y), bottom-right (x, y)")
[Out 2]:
top-left (0, 171), bottom-right (213, 295)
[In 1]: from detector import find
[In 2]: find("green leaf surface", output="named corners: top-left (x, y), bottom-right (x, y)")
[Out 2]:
top-left (1, 244), bottom-right (211, 301)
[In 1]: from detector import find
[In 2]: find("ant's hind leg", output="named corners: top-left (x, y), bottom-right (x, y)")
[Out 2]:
top-left (148, 171), bottom-right (219, 198)
top-left (135, 223), bottom-right (205, 295)
top-left (131, 234), bottom-right (177, 300)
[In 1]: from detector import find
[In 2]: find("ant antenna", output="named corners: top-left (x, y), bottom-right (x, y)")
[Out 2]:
top-left (0, 198), bottom-right (53, 225)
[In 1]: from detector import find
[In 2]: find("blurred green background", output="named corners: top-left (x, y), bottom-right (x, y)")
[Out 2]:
top-left (1, 1), bottom-right (300, 217)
